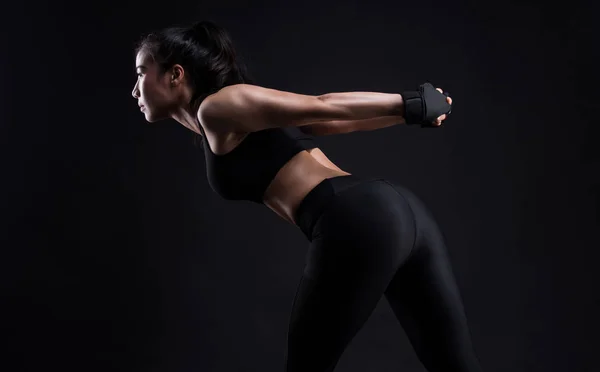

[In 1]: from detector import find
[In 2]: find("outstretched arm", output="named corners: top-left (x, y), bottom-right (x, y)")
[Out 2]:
top-left (198, 84), bottom-right (404, 133)
top-left (198, 84), bottom-right (450, 134)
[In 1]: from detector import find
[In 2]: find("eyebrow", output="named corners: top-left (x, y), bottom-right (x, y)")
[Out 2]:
top-left (135, 65), bottom-right (147, 71)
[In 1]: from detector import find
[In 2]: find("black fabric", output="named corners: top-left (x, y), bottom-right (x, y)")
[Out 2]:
top-left (202, 126), bottom-right (317, 203)
top-left (288, 175), bottom-right (483, 372)
top-left (401, 82), bottom-right (453, 128)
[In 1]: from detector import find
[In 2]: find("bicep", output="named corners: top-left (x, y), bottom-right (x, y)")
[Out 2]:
top-left (200, 84), bottom-right (346, 133)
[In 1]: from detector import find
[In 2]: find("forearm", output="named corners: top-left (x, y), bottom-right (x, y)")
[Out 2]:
top-left (316, 92), bottom-right (405, 121)
top-left (300, 115), bottom-right (405, 136)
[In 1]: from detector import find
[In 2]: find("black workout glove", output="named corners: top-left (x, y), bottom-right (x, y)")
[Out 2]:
top-left (401, 83), bottom-right (452, 128)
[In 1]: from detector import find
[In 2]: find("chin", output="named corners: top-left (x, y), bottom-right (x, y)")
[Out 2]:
top-left (144, 111), bottom-right (167, 123)
top-left (145, 115), bottom-right (160, 123)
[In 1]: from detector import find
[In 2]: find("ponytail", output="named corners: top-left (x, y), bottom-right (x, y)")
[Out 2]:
top-left (188, 21), bottom-right (253, 94)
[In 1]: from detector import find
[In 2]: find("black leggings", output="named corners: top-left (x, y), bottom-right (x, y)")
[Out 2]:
top-left (288, 174), bottom-right (483, 372)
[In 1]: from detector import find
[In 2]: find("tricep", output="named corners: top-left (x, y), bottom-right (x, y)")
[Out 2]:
top-left (198, 84), bottom-right (345, 133)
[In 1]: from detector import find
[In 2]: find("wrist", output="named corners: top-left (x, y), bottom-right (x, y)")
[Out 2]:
top-left (394, 93), bottom-right (406, 117)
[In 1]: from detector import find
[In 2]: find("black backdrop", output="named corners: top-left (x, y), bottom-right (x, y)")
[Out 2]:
top-left (1, 0), bottom-right (598, 371)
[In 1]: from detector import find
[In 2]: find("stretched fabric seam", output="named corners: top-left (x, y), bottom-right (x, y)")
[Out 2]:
top-left (379, 180), bottom-right (418, 260)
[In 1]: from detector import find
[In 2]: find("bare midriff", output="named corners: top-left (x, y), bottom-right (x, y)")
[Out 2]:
top-left (262, 148), bottom-right (351, 225)
top-left (202, 128), bottom-right (351, 226)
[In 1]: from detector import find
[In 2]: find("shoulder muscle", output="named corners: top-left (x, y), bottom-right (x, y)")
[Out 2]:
top-left (198, 84), bottom-right (339, 133)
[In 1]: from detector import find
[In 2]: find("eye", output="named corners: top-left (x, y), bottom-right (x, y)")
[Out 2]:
top-left (137, 73), bottom-right (143, 78)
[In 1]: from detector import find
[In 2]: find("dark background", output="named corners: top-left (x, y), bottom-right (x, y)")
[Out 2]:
top-left (1, 0), bottom-right (598, 371)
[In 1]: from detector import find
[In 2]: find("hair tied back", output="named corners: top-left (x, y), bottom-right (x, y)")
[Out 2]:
top-left (190, 21), bottom-right (219, 50)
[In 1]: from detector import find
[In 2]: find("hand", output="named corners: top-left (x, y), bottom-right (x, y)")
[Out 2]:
top-left (433, 88), bottom-right (452, 126)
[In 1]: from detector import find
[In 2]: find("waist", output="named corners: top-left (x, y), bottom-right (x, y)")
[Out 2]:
top-left (262, 151), bottom-right (351, 224)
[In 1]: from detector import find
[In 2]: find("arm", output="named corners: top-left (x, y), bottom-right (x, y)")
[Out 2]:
top-left (298, 115), bottom-right (406, 136)
top-left (198, 84), bottom-right (405, 133)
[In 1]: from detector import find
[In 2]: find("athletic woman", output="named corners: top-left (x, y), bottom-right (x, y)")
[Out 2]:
top-left (131, 20), bottom-right (483, 372)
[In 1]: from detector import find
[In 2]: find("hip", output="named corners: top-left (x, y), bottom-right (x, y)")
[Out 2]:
top-left (294, 174), bottom-right (420, 242)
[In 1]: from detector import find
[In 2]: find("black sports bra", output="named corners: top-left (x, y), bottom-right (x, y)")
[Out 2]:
top-left (202, 126), bottom-right (318, 203)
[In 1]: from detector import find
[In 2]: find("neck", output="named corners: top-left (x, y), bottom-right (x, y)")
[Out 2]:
top-left (171, 99), bottom-right (204, 136)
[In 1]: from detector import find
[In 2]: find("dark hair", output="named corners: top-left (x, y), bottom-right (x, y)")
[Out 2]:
top-left (134, 20), bottom-right (254, 146)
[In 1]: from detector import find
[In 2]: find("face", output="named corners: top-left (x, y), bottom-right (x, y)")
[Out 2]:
top-left (131, 50), bottom-right (178, 122)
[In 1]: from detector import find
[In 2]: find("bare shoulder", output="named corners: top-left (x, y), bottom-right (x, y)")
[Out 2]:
top-left (200, 84), bottom-right (282, 111)
top-left (197, 84), bottom-right (254, 133)
top-left (198, 83), bottom-right (322, 133)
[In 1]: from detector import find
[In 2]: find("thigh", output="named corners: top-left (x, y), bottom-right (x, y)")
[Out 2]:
top-left (384, 218), bottom-right (483, 372)
top-left (285, 271), bottom-right (383, 372)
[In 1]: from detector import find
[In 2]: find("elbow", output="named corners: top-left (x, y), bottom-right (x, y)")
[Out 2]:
top-left (299, 122), bottom-right (335, 136)
top-left (299, 120), bottom-right (354, 136)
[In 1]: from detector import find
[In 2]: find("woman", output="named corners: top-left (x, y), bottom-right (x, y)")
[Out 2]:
top-left (131, 20), bottom-right (483, 372)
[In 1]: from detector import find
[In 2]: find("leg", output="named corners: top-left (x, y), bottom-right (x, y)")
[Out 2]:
top-left (286, 180), bottom-right (417, 372)
top-left (384, 188), bottom-right (483, 371)
top-left (285, 270), bottom-right (385, 372)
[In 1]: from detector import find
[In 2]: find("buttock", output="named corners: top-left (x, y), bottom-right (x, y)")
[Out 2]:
top-left (294, 175), bottom-right (417, 244)
top-left (294, 175), bottom-right (374, 240)
top-left (296, 175), bottom-right (418, 281)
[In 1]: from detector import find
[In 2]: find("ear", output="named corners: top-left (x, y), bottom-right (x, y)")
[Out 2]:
top-left (170, 64), bottom-right (185, 86)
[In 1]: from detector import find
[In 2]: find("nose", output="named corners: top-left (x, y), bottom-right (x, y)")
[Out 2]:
top-left (132, 81), bottom-right (140, 99)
